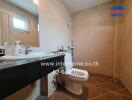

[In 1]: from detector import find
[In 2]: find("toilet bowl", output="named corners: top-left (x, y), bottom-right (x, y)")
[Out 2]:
top-left (65, 68), bottom-right (88, 95)
top-left (64, 51), bottom-right (89, 95)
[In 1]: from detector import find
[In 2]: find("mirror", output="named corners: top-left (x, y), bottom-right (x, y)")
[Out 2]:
top-left (0, 0), bottom-right (39, 47)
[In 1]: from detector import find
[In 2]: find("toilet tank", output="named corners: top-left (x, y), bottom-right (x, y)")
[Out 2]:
top-left (64, 51), bottom-right (73, 72)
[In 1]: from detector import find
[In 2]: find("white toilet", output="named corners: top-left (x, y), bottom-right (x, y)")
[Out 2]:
top-left (64, 51), bottom-right (89, 95)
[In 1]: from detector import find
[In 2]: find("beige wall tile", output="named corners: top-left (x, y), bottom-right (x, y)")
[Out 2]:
top-left (120, 0), bottom-right (132, 94)
top-left (72, 1), bottom-right (116, 77)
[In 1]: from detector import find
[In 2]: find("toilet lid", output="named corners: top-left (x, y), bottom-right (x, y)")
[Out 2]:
top-left (66, 68), bottom-right (89, 79)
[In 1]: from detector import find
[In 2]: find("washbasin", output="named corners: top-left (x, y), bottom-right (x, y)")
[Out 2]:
top-left (0, 52), bottom-right (54, 61)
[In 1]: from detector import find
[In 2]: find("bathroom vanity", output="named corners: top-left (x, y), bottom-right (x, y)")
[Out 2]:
top-left (0, 53), bottom-right (64, 99)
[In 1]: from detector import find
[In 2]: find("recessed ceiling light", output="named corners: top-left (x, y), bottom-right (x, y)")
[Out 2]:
top-left (33, 0), bottom-right (39, 5)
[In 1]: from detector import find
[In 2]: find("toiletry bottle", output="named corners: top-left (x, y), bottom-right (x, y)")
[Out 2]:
top-left (3, 42), bottom-right (9, 55)
top-left (67, 46), bottom-right (71, 52)
top-left (4, 42), bottom-right (8, 47)
top-left (60, 46), bottom-right (64, 52)
top-left (57, 46), bottom-right (60, 52)
top-left (0, 46), bottom-right (5, 56)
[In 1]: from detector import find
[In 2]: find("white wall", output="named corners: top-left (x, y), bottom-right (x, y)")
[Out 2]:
top-left (38, 0), bottom-right (71, 97)
top-left (38, 0), bottom-right (72, 52)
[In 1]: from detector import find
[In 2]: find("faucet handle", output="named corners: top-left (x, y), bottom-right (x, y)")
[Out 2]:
top-left (25, 47), bottom-right (33, 55)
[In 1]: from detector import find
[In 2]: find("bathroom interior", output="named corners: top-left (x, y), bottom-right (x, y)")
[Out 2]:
top-left (0, 0), bottom-right (132, 100)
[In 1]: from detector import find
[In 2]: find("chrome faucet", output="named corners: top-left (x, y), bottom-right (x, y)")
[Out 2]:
top-left (25, 47), bottom-right (32, 55)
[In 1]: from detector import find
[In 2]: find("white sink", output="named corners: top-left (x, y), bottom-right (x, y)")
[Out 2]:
top-left (0, 52), bottom-right (53, 61)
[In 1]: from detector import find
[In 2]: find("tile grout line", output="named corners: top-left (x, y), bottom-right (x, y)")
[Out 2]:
top-left (89, 79), bottom-right (125, 91)
top-left (88, 88), bottom-right (125, 100)
top-left (87, 79), bottom-right (110, 88)
top-left (115, 92), bottom-right (132, 98)
top-left (92, 77), bottom-right (120, 87)
top-left (88, 88), bottom-right (131, 100)
top-left (85, 77), bottom-right (127, 100)
top-left (88, 92), bottom-right (111, 100)
top-left (113, 88), bottom-right (132, 98)
top-left (97, 87), bottom-right (126, 93)
top-left (92, 87), bottom-right (132, 99)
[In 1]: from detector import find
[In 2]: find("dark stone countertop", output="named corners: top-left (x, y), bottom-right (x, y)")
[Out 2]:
top-left (0, 53), bottom-right (65, 70)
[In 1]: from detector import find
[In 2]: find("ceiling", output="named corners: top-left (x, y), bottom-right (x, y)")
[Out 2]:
top-left (5, 0), bottom-right (111, 15)
top-left (63, 0), bottom-right (111, 13)
top-left (5, 0), bottom-right (38, 16)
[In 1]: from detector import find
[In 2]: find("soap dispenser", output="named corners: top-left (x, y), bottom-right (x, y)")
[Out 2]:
top-left (15, 41), bottom-right (22, 55)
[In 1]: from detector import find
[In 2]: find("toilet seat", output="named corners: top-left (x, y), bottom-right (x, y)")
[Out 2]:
top-left (66, 68), bottom-right (89, 82)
